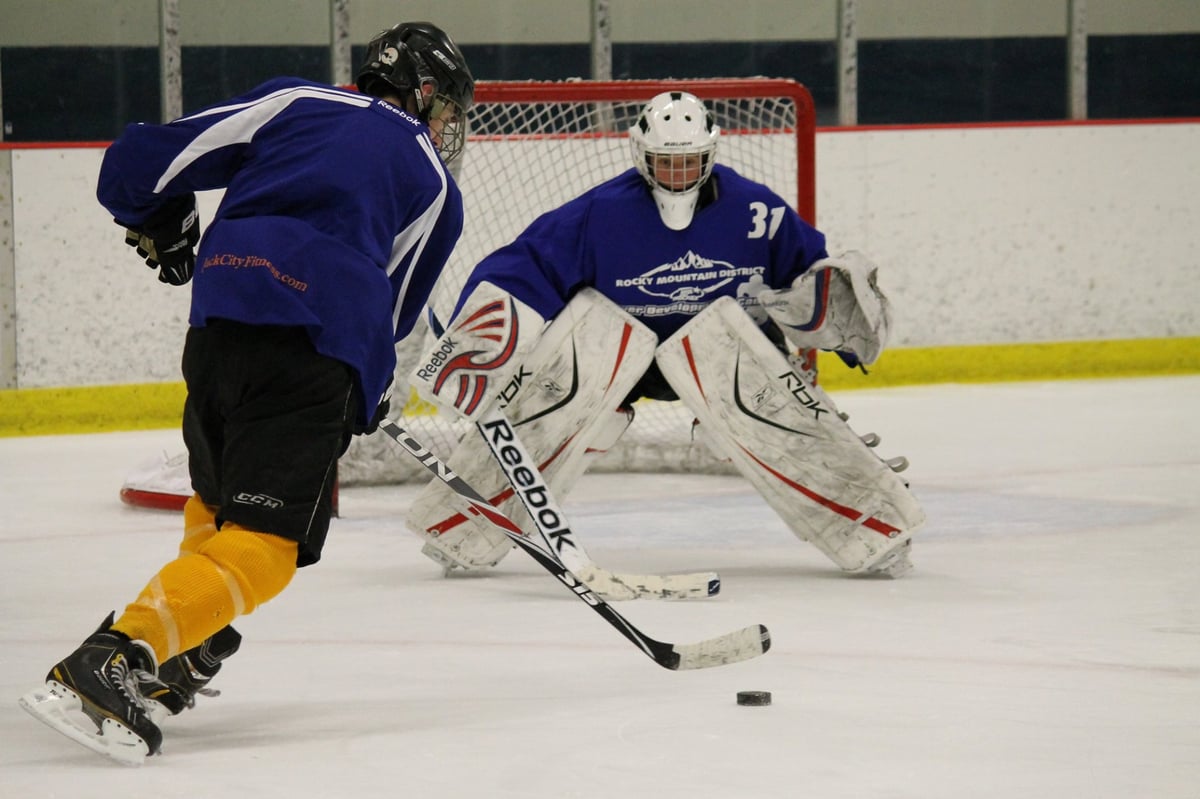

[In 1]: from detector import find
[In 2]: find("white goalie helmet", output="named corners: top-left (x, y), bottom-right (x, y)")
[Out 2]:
top-left (629, 91), bottom-right (720, 230)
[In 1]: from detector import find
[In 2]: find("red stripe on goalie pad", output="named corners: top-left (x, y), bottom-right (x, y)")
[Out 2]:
top-left (680, 335), bottom-right (707, 401)
top-left (655, 297), bottom-right (923, 572)
top-left (738, 446), bottom-right (900, 537)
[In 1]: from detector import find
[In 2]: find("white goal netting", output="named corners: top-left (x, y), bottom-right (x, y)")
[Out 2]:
top-left (340, 79), bottom-right (816, 485)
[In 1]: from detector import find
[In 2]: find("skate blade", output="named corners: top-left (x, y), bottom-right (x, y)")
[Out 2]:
top-left (18, 682), bottom-right (150, 766)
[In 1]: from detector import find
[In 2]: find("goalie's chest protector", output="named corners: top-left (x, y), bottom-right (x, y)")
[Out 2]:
top-left (581, 168), bottom-right (815, 341)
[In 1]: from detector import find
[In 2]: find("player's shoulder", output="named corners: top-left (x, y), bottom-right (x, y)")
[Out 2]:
top-left (577, 169), bottom-right (647, 205)
top-left (531, 169), bottom-right (641, 222)
top-left (713, 164), bottom-right (781, 200)
top-left (363, 95), bottom-right (430, 134)
top-left (237, 76), bottom-right (365, 104)
top-left (311, 89), bottom-right (438, 162)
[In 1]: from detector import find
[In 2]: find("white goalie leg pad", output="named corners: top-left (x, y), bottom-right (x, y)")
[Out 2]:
top-left (655, 297), bottom-right (924, 574)
top-left (408, 281), bottom-right (546, 420)
top-left (407, 288), bottom-right (658, 572)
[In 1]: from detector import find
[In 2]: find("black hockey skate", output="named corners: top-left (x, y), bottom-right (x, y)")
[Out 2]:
top-left (141, 624), bottom-right (241, 722)
top-left (19, 613), bottom-right (163, 765)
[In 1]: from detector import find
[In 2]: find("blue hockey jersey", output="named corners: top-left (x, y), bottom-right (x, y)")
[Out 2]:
top-left (457, 164), bottom-right (827, 341)
top-left (97, 77), bottom-right (463, 425)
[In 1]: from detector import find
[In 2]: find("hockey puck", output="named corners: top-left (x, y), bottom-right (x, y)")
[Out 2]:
top-left (736, 690), bottom-right (772, 706)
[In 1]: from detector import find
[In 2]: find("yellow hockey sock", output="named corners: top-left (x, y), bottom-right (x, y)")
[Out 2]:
top-left (179, 493), bottom-right (218, 556)
top-left (112, 524), bottom-right (298, 661)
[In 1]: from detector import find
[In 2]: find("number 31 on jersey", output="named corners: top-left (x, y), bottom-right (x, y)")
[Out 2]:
top-left (747, 202), bottom-right (786, 239)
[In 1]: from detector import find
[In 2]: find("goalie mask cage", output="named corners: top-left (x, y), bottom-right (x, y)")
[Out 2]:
top-left (340, 78), bottom-right (817, 485)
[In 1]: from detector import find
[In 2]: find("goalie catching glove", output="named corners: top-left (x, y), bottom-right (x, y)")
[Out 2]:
top-left (409, 282), bottom-right (545, 420)
top-left (758, 250), bottom-right (892, 365)
top-left (120, 193), bottom-right (201, 286)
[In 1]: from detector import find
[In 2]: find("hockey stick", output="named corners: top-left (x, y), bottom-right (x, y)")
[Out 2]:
top-left (379, 419), bottom-right (770, 670)
top-left (474, 405), bottom-right (720, 601)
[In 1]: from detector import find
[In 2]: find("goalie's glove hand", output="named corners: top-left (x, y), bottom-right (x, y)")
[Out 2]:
top-left (759, 251), bottom-right (892, 366)
top-left (121, 194), bottom-right (200, 286)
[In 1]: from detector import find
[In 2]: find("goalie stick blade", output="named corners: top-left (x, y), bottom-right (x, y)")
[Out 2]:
top-left (19, 683), bottom-right (150, 766)
top-left (668, 624), bottom-right (772, 671)
top-left (577, 566), bottom-right (721, 601)
top-left (509, 529), bottom-right (765, 671)
top-left (379, 420), bottom-right (770, 672)
top-left (475, 408), bottom-right (721, 602)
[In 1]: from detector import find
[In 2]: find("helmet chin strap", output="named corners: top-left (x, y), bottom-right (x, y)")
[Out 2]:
top-left (651, 187), bottom-right (701, 231)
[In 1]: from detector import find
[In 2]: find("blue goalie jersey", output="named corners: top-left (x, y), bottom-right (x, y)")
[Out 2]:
top-left (97, 77), bottom-right (463, 425)
top-left (457, 165), bottom-right (828, 341)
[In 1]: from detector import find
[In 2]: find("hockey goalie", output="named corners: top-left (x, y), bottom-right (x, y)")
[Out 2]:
top-left (406, 90), bottom-right (923, 582)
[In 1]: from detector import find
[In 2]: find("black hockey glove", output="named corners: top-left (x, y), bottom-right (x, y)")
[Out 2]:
top-left (355, 381), bottom-right (393, 436)
top-left (122, 194), bottom-right (200, 286)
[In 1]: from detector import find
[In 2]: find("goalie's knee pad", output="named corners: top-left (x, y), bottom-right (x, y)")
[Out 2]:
top-left (655, 297), bottom-right (924, 574)
top-left (409, 289), bottom-right (656, 572)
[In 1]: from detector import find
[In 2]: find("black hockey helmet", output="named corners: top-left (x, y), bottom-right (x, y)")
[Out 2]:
top-left (356, 22), bottom-right (475, 163)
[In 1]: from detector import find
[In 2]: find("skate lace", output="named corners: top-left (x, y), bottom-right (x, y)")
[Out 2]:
top-left (137, 675), bottom-right (219, 710)
top-left (131, 667), bottom-right (189, 708)
top-left (130, 669), bottom-right (162, 708)
top-left (109, 646), bottom-right (160, 715)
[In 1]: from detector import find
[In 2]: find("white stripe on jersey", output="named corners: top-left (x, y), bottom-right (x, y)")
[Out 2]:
top-left (153, 86), bottom-right (373, 193)
top-left (389, 134), bottom-right (449, 334)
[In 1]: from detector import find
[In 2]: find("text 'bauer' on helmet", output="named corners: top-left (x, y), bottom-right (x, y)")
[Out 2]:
top-left (356, 21), bottom-right (475, 164)
top-left (629, 91), bottom-right (720, 230)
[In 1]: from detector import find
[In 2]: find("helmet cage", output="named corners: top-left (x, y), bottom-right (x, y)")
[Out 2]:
top-left (635, 147), bottom-right (717, 195)
top-left (426, 92), bottom-right (468, 164)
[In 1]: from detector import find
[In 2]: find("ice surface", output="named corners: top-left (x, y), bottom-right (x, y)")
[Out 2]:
top-left (2, 377), bottom-right (1198, 798)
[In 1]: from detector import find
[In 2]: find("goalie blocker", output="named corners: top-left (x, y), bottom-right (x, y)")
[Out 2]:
top-left (656, 296), bottom-right (924, 574)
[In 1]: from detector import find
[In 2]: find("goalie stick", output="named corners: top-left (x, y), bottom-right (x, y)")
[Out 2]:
top-left (379, 419), bottom-right (770, 670)
top-left (474, 405), bottom-right (720, 601)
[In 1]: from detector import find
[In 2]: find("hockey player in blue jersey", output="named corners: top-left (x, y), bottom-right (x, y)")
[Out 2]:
top-left (19, 22), bottom-right (474, 764)
top-left (407, 91), bottom-right (922, 591)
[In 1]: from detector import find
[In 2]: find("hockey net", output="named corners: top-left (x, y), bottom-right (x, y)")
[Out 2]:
top-left (335, 79), bottom-right (817, 485)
